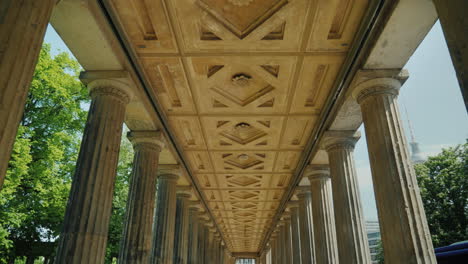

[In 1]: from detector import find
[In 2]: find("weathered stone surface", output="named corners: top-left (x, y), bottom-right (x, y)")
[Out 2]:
top-left (289, 204), bottom-right (302, 264)
top-left (283, 220), bottom-right (293, 264)
top-left (432, 0), bottom-right (468, 111)
top-left (151, 173), bottom-right (179, 264)
top-left (270, 238), bottom-right (278, 264)
top-left (197, 219), bottom-right (208, 263)
top-left (55, 81), bottom-right (130, 263)
top-left (187, 207), bottom-right (200, 264)
top-left (296, 189), bottom-right (315, 264)
top-left (0, 0), bottom-right (56, 188)
top-left (307, 165), bottom-right (339, 264)
top-left (119, 131), bottom-right (164, 263)
top-left (173, 192), bottom-right (191, 264)
top-left (353, 77), bottom-right (436, 263)
top-left (322, 131), bottom-right (371, 264)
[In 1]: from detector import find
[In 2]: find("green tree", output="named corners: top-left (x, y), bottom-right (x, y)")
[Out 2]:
top-left (415, 141), bottom-right (468, 248)
top-left (375, 240), bottom-right (384, 264)
top-left (0, 44), bottom-right (89, 261)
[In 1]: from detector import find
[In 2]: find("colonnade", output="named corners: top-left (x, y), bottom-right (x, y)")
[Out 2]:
top-left (261, 77), bottom-right (436, 264)
top-left (1, 1), bottom-right (464, 264)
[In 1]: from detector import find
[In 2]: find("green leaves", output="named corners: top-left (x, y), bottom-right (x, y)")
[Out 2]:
top-left (0, 44), bottom-right (89, 260)
top-left (415, 141), bottom-right (468, 248)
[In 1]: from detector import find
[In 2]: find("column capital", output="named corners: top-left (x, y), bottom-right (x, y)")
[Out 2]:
top-left (305, 165), bottom-right (330, 181)
top-left (321, 130), bottom-right (361, 152)
top-left (352, 77), bottom-right (402, 104)
top-left (81, 71), bottom-right (135, 104)
top-left (295, 186), bottom-right (312, 199)
top-left (127, 130), bottom-right (165, 150)
top-left (158, 173), bottom-right (179, 181)
top-left (198, 213), bottom-right (208, 221)
top-left (176, 192), bottom-right (192, 199)
top-left (287, 201), bottom-right (300, 208)
top-left (188, 204), bottom-right (201, 211)
top-left (203, 219), bottom-right (214, 227)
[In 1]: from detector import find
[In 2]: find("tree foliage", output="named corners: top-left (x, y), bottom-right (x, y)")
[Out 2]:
top-left (415, 141), bottom-right (468, 248)
top-left (0, 44), bottom-right (89, 261)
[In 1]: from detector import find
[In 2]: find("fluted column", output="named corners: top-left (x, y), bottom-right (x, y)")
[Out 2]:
top-left (307, 166), bottom-right (339, 264)
top-left (187, 207), bottom-right (199, 264)
top-left (0, 0), bottom-right (56, 187)
top-left (283, 219), bottom-right (293, 264)
top-left (151, 173), bottom-right (179, 264)
top-left (206, 228), bottom-right (215, 263)
top-left (297, 189), bottom-right (315, 264)
top-left (260, 248), bottom-right (267, 264)
top-left (277, 224), bottom-right (286, 264)
top-left (220, 244), bottom-right (226, 264)
top-left (119, 131), bottom-right (164, 263)
top-left (216, 237), bottom-right (221, 263)
top-left (353, 77), bottom-right (436, 263)
top-left (55, 79), bottom-right (131, 263)
top-left (322, 131), bottom-right (371, 264)
top-left (173, 192), bottom-right (191, 264)
top-left (270, 237), bottom-right (277, 264)
top-left (197, 219), bottom-right (207, 263)
top-left (289, 203), bottom-right (302, 263)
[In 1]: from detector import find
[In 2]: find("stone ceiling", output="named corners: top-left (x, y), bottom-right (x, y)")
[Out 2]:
top-left (108, 0), bottom-right (369, 253)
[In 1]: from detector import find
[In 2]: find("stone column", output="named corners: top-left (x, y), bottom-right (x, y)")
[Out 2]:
top-left (270, 238), bottom-right (277, 264)
top-left (307, 165), bottom-right (339, 264)
top-left (432, 0), bottom-right (468, 110)
top-left (212, 237), bottom-right (218, 263)
top-left (197, 219), bottom-right (207, 264)
top-left (150, 173), bottom-right (179, 264)
top-left (55, 79), bottom-right (131, 263)
top-left (206, 228), bottom-right (215, 263)
top-left (322, 131), bottom-right (371, 264)
top-left (277, 224), bottom-right (286, 264)
top-left (187, 207), bottom-right (200, 264)
top-left (173, 192), bottom-right (191, 264)
top-left (214, 236), bottom-right (221, 263)
top-left (0, 0), bottom-right (56, 187)
top-left (296, 189), bottom-right (315, 264)
top-left (353, 77), bottom-right (436, 263)
top-left (220, 244), bottom-right (226, 264)
top-left (289, 203), bottom-right (302, 263)
top-left (260, 250), bottom-right (267, 264)
top-left (283, 219), bottom-right (293, 264)
top-left (119, 131), bottom-right (164, 263)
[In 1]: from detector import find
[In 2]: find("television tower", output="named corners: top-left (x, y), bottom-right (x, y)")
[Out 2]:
top-left (403, 103), bottom-right (425, 164)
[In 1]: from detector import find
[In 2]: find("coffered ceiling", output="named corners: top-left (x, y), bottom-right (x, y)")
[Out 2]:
top-left (108, 0), bottom-right (368, 253)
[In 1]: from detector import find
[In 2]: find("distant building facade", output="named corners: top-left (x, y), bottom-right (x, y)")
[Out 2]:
top-left (366, 221), bottom-right (381, 264)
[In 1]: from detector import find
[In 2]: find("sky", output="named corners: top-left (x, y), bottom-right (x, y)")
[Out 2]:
top-left (44, 21), bottom-right (467, 221)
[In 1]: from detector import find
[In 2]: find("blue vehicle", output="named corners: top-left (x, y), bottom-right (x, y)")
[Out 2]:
top-left (435, 241), bottom-right (468, 263)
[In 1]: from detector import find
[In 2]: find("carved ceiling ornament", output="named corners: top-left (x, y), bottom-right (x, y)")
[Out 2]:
top-left (197, 0), bottom-right (288, 39)
top-left (231, 73), bottom-right (252, 87)
top-left (228, 0), bottom-right (254, 7)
